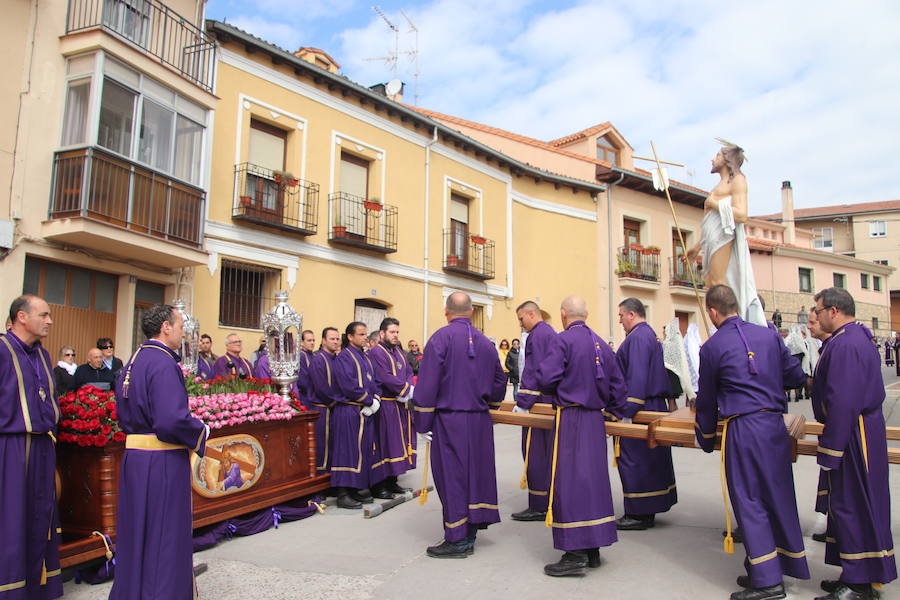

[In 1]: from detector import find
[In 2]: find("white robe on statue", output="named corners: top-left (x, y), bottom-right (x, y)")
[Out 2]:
top-left (700, 195), bottom-right (766, 327)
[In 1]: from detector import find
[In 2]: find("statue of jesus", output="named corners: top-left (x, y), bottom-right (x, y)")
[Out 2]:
top-left (686, 141), bottom-right (765, 327)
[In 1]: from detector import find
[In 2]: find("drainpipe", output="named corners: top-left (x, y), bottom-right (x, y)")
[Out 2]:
top-left (606, 172), bottom-right (625, 341)
top-left (422, 126), bottom-right (438, 343)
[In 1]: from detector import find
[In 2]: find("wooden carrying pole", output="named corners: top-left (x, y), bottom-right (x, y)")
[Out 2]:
top-left (648, 141), bottom-right (710, 333)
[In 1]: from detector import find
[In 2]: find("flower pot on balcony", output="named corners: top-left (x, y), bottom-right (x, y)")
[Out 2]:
top-left (363, 201), bottom-right (383, 212)
top-left (470, 235), bottom-right (486, 245)
top-left (333, 225), bottom-right (348, 238)
top-left (630, 244), bottom-right (643, 252)
top-left (447, 255), bottom-right (460, 267)
top-left (240, 196), bottom-right (253, 207)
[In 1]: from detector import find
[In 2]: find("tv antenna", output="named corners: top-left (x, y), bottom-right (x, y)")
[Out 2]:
top-left (363, 6), bottom-right (422, 104)
top-left (364, 6), bottom-right (400, 76)
top-left (399, 8), bottom-right (420, 105)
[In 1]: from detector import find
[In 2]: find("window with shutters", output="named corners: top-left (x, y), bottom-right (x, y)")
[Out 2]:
top-left (218, 259), bottom-right (281, 329)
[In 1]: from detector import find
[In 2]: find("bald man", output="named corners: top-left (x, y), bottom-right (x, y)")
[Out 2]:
top-left (413, 292), bottom-right (507, 558)
top-left (512, 301), bottom-right (557, 521)
top-left (535, 295), bottom-right (628, 576)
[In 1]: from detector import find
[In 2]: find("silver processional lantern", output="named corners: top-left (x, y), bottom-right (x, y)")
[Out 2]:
top-left (173, 299), bottom-right (200, 375)
top-left (261, 291), bottom-right (302, 400)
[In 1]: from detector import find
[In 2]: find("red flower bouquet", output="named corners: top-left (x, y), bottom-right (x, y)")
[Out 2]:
top-left (58, 386), bottom-right (124, 447)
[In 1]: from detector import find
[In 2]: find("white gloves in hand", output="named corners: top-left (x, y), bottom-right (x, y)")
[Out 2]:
top-left (362, 397), bottom-right (381, 417)
top-left (512, 405), bottom-right (530, 414)
top-left (621, 417), bottom-right (632, 424)
top-left (419, 431), bottom-right (433, 444)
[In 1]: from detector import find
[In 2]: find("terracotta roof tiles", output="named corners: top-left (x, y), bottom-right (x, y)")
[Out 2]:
top-left (757, 199), bottom-right (900, 221)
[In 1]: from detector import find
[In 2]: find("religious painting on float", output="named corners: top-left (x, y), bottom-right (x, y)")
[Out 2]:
top-left (191, 434), bottom-right (265, 497)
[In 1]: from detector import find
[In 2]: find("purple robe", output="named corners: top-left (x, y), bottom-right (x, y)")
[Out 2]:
top-left (413, 318), bottom-right (507, 542)
top-left (371, 342), bottom-right (415, 476)
top-left (615, 321), bottom-right (677, 516)
top-left (255, 354), bottom-right (271, 379)
top-left (110, 340), bottom-right (208, 600)
top-left (695, 316), bottom-right (809, 588)
top-left (515, 320), bottom-right (557, 512)
top-left (811, 321), bottom-right (896, 585)
top-left (534, 320), bottom-right (627, 552)
top-left (197, 355), bottom-right (215, 380)
top-left (0, 331), bottom-right (62, 600)
top-left (308, 350), bottom-right (341, 472)
top-left (212, 352), bottom-right (255, 379)
top-left (331, 345), bottom-right (379, 489)
top-left (297, 349), bottom-right (314, 406)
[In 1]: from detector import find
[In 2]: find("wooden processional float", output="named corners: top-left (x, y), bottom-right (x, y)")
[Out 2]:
top-left (490, 401), bottom-right (900, 464)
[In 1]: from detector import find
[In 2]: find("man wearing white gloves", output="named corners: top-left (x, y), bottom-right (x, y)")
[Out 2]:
top-left (332, 322), bottom-right (382, 509)
top-left (371, 317), bottom-right (416, 496)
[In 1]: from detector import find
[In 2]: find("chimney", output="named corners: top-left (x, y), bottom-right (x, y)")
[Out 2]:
top-left (781, 180), bottom-right (795, 245)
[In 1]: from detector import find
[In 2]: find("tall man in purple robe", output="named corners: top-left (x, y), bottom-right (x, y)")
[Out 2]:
top-left (413, 292), bottom-right (507, 558)
top-left (370, 317), bottom-right (415, 495)
top-left (533, 295), bottom-right (628, 577)
top-left (614, 297), bottom-right (677, 531)
top-left (511, 301), bottom-right (556, 521)
top-left (197, 333), bottom-right (216, 380)
top-left (810, 287), bottom-right (896, 600)
top-left (296, 329), bottom-right (316, 406)
top-left (0, 295), bottom-right (62, 600)
top-left (309, 327), bottom-right (341, 479)
top-left (212, 333), bottom-right (255, 378)
top-left (807, 307), bottom-right (832, 545)
top-left (110, 303), bottom-right (209, 600)
top-left (695, 285), bottom-right (809, 600)
top-left (331, 322), bottom-right (382, 508)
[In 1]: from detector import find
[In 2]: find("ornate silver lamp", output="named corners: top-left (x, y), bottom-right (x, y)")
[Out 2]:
top-left (261, 291), bottom-right (302, 400)
top-left (173, 299), bottom-right (200, 375)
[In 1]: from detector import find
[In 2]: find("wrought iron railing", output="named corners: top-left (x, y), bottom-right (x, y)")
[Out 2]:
top-left (616, 246), bottom-right (660, 282)
top-left (232, 163), bottom-right (318, 235)
top-left (327, 192), bottom-right (397, 253)
top-left (669, 256), bottom-right (704, 288)
top-left (442, 230), bottom-right (495, 280)
top-left (50, 147), bottom-right (204, 248)
top-left (66, 0), bottom-right (216, 92)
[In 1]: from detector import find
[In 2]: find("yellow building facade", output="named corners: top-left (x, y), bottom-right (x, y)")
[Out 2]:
top-left (197, 22), bottom-right (605, 356)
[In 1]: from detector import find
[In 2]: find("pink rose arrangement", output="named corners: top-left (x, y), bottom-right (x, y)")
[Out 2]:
top-left (189, 390), bottom-right (294, 429)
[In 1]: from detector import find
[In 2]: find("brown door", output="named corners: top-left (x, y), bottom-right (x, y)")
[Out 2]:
top-left (675, 311), bottom-right (690, 337)
top-left (22, 257), bottom-right (118, 364)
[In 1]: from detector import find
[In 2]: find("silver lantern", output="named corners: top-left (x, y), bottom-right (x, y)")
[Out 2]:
top-left (173, 299), bottom-right (200, 375)
top-left (260, 291), bottom-right (302, 400)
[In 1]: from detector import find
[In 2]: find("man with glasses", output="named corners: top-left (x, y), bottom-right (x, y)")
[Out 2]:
top-left (212, 334), bottom-right (256, 379)
top-left (810, 288), bottom-right (896, 600)
top-left (97, 337), bottom-right (123, 381)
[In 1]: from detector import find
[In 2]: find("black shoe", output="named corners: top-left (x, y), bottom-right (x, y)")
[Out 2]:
top-left (349, 489), bottom-right (374, 504)
top-left (370, 482), bottom-right (395, 500)
top-left (616, 515), bottom-right (655, 530)
top-left (336, 493), bottom-right (363, 509)
top-left (385, 477), bottom-right (411, 494)
top-left (192, 563), bottom-right (208, 577)
top-left (737, 575), bottom-right (750, 588)
top-left (812, 532), bottom-right (828, 543)
top-left (730, 583), bottom-right (785, 600)
top-left (511, 508), bottom-right (546, 521)
top-left (723, 526), bottom-right (744, 543)
top-left (817, 583), bottom-right (877, 600)
top-left (586, 548), bottom-right (601, 569)
top-left (544, 551), bottom-right (588, 577)
top-left (426, 540), bottom-right (472, 559)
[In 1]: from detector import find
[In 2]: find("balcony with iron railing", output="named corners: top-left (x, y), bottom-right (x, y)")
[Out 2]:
top-left (327, 192), bottom-right (397, 253)
top-left (442, 230), bottom-right (495, 280)
top-left (616, 245), bottom-right (660, 285)
top-left (669, 256), bottom-right (704, 290)
top-left (232, 163), bottom-right (319, 236)
top-left (66, 0), bottom-right (216, 92)
top-left (48, 147), bottom-right (205, 263)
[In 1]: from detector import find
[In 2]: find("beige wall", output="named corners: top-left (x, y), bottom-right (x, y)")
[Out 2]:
top-left (850, 210), bottom-right (900, 291)
top-left (801, 218), bottom-right (854, 254)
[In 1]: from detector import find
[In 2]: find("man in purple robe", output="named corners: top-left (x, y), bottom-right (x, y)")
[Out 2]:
top-left (309, 328), bottom-right (341, 479)
top-left (413, 292), bottom-right (507, 558)
top-left (0, 295), bottom-right (62, 600)
top-left (533, 295), bottom-right (628, 577)
top-left (212, 333), bottom-right (255, 378)
top-left (110, 303), bottom-right (209, 600)
top-left (810, 287), bottom-right (896, 600)
top-left (807, 308), bottom-right (832, 545)
top-left (296, 329), bottom-right (316, 407)
top-left (695, 285), bottom-right (809, 600)
top-left (614, 297), bottom-right (677, 531)
top-left (197, 333), bottom-right (216, 380)
top-left (370, 317), bottom-right (415, 496)
top-left (331, 322), bottom-right (382, 508)
top-left (511, 301), bottom-right (556, 522)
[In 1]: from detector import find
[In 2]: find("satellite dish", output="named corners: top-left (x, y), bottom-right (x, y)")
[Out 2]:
top-left (385, 79), bottom-right (403, 96)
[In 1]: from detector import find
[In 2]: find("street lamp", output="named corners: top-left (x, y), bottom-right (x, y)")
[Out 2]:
top-left (261, 291), bottom-right (302, 400)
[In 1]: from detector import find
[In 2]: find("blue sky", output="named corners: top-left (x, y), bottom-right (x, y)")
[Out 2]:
top-left (205, 0), bottom-right (900, 215)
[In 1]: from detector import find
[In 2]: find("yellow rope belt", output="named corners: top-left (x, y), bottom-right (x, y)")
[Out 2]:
top-left (720, 415), bottom-right (738, 554)
top-left (406, 407), bottom-right (414, 464)
top-left (859, 415), bottom-right (869, 472)
top-left (520, 427), bottom-right (533, 490)
top-left (125, 434), bottom-right (187, 451)
top-left (545, 405), bottom-right (568, 527)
